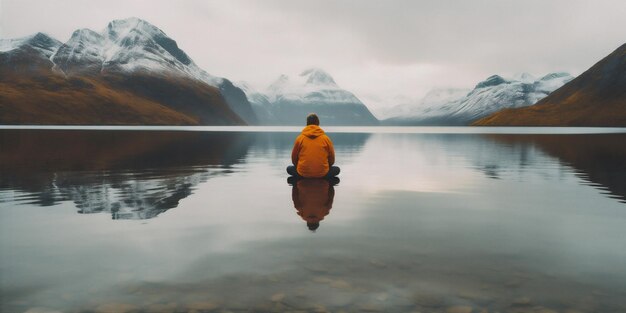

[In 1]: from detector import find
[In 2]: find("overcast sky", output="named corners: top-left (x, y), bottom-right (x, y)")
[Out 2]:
top-left (2, 0), bottom-right (625, 113)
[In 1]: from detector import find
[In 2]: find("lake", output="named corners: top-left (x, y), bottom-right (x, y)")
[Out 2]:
top-left (1, 126), bottom-right (625, 313)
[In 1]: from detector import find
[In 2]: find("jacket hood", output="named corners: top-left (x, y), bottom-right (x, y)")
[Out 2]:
top-left (301, 125), bottom-right (325, 138)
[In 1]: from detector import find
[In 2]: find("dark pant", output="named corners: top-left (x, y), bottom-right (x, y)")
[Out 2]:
top-left (287, 165), bottom-right (340, 178)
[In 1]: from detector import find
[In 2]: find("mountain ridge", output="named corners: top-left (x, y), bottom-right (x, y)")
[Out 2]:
top-left (383, 72), bottom-right (573, 126)
top-left (0, 18), bottom-right (254, 125)
top-left (474, 43), bottom-right (626, 126)
top-left (239, 68), bottom-right (379, 125)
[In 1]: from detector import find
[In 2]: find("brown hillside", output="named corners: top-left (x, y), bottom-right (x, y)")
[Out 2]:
top-left (474, 43), bottom-right (626, 126)
top-left (0, 71), bottom-right (246, 125)
top-left (0, 73), bottom-right (195, 125)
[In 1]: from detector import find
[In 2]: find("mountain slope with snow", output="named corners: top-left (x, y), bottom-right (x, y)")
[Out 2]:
top-left (384, 73), bottom-right (574, 126)
top-left (475, 43), bottom-right (626, 126)
top-left (0, 18), bottom-right (254, 125)
top-left (235, 81), bottom-right (279, 124)
top-left (378, 88), bottom-right (470, 120)
top-left (0, 33), bottom-right (62, 75)
top-left (240, 68), bottom-right (378, 125)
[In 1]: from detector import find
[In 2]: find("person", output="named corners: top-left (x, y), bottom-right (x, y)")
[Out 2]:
top-left (291, 178), bottom-right (335, 231)
top-left (287, 113), bottom-right (340, 178)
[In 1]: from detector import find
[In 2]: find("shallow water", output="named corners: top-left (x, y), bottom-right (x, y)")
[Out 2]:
top-left (1, 127), bottom-right (626, 313)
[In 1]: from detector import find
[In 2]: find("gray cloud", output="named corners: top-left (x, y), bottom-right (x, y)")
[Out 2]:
top-left (2, 0), bottom-right (625, 112)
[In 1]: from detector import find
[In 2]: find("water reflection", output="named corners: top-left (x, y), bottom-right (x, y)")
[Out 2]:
top-left (484, 134), bottom-right (626, 203)
top-left (1, 128), bottom-right (626, 313)
top-left (0, 130), bottom-right (253, 218)
top-left (289, 178), bottom-right (338, 231)
top-left (0, 130), bottom-right (370, 220)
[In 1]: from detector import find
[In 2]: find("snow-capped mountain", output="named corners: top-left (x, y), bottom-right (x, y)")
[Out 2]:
top-left (384, 72), bottom-right (574, 125)
top-left (235, 81), bottom-right (278, 124)
top-left (0, 18), bottom-right (256, 125)
top-left (52, 18), bottom-right (215, 81)
top-left (475, 43), bottom-right (626, 126)
top-left (240, 68), bottom-right (378, 125)
top-left (0, 32), bottom-right (61, 57)
top-left (51, 18), bottom-right (256, 124)
top-left (266, 68), bottom-right (361, 104)
top-left (0, 32), bottom-right (62, 74)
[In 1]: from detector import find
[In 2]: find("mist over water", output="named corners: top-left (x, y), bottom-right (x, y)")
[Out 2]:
top-left (1, 127), bottom-right (625, 312)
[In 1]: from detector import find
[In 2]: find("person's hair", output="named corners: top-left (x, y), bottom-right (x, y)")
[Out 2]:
top-left (306, 113), bottom-right (320, 126)
top-left (307, 222), bottom-right (320, 231)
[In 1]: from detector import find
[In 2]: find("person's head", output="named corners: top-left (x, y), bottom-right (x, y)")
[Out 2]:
top-left (306, 113), bottom-right (320, 126)
top-left (307, 221), bottom-right (320, 231)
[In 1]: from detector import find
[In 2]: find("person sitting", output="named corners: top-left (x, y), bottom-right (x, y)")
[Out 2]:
top-left (287, 113), bottom-right (340, 178)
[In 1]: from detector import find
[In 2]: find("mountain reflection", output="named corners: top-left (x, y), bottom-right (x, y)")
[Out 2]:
top-left (290, 178), bottom-right (338, 231)
top-left (0, 130), bottom-right (253, 219)
top-left (484, 134), bottom-right (626, 203)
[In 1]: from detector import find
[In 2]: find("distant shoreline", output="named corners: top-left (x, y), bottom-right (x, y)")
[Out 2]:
top-left (1, 125), bottom-right (626, 134)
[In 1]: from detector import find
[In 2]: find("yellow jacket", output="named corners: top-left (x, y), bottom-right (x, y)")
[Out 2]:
top-left (291, 125), bottom-right (335, 178)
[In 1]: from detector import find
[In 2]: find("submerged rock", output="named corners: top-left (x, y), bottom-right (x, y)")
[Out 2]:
top-left (312, 276), bottom-right (333, 284)
top-left (187, 301), bottom-right (218, 311)
top-left (369, 259), bottom-right (387, 268)
top-left (329, 279), bottom-right (352, 289)
top-left (145, 302), bottom-right (177, 313)
top-left (326, 291), bottom-right (354, 307)
top-left (413, 294), bottom-right (444, 307)
top-left (446, 306), bottom-right (473, 313)
top-left (94, 303), bottom-right (138, 313)
top-left (358, 303), bottom-right (384, 312)
top-left (511, 297), bottom-right (532, 306)
top-left (270, 293), bottom-right (285, 302)
top-left (375, 292), bottom-right (389, 302)
top-left (24, 308), bottom-right (64, 313)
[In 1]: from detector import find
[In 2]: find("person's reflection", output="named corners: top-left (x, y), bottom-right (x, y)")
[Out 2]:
top-left (289, 178), bottom-right (338, 232)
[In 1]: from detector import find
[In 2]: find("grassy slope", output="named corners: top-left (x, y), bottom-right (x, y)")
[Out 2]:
top-left (0, 74), bottom-right (199, 125)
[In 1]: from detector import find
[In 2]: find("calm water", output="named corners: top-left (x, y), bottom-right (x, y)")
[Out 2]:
top-left (1, 127), bottom-right (626, 313)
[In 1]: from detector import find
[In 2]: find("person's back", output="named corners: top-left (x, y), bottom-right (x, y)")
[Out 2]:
top-left (287, 113), bottom-right (340, 178)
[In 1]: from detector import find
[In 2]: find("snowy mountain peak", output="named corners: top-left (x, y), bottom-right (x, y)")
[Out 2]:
top-left (29, 32), bottom-right (62, 50)
top-left (0, 32), bottom-right (62, 57)
top-left (66, 28), bottom-right (105, 48)
top-left (102, 17), bottom-right (192, 66)
top-left (44, 17), bottom-right (213, 82)
top-left (300, 68), bottom-right (337, 86)
top-left (52, 28), bottom-right (105, 74)
top-left (105, 17), bottom-right (162, 41)
top-left (475, 75), bottom-right (508, 89)
top-left (250, 68), bottom-right (377, 124)
top-left (267, 68), bottom-right (339, 97)
top-left (73, 28), bottom-right (103, 39)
